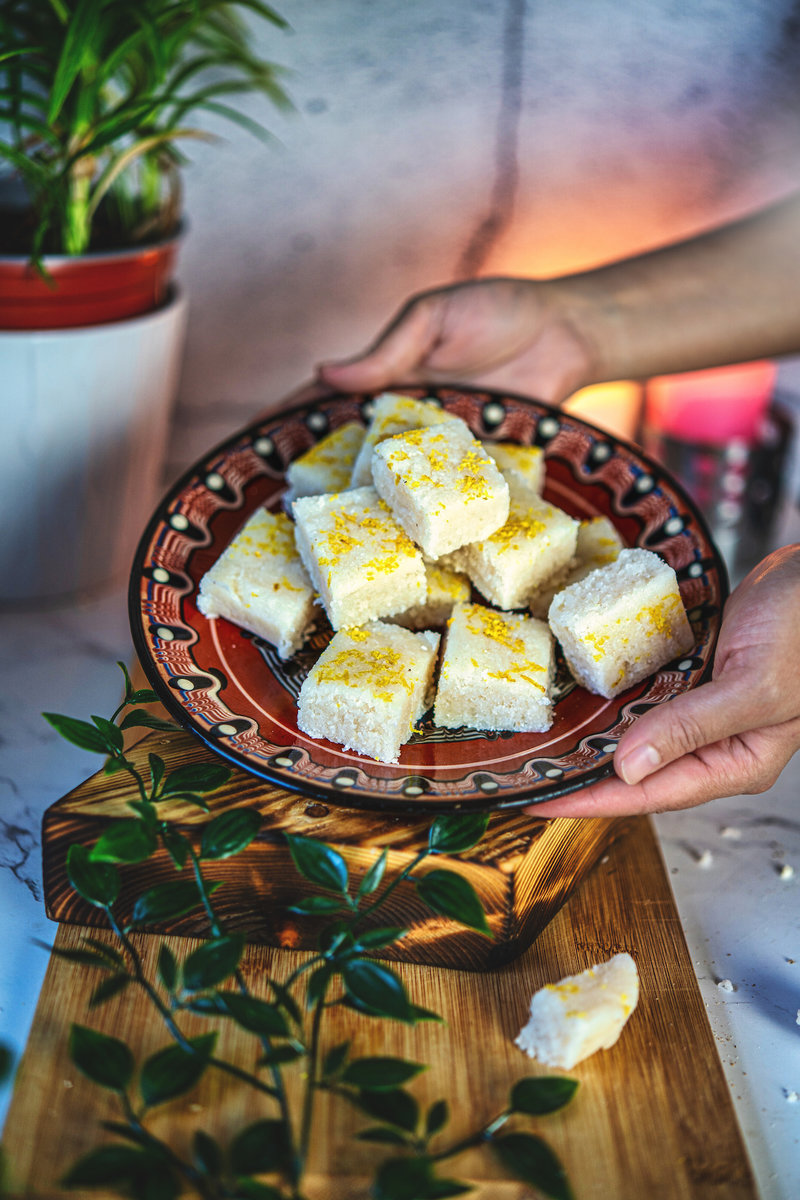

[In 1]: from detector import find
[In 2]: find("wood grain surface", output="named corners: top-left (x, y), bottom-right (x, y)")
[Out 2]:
top-left (6, 816), bottom-right (756, 1199)
top-left (41, 727), bottom-right (631, 970)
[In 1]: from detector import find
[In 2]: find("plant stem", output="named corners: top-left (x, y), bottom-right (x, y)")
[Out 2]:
top-left (297, 980), bottom-right (328, 1181)
top-left (430, 1109), bottom-right (511, 1162)
top-left (63, 159), bottom-right (93, 255)
top-left (353, 849), bottom-right (429, 926)
top-left (105, 908), bottom-right (279, 1101)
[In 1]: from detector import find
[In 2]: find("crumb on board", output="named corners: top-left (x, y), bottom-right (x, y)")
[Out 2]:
top-left (716, 978), bottom-right (736, 993)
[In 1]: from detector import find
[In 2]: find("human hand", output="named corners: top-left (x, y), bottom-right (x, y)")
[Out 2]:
top-left (528, 543), bottom-right (800, 817)
top-left (318, 278), bottom-right (594, 403)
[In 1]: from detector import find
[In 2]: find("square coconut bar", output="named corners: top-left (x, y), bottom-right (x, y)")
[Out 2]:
top-left (434, 602), bottom-right (555, 732)
top-left (482, 440), bottom-right (545, 502)
top-left (461, 496), bottom-right (578, 611)
top-left (292, 486), bottom-right (426, 629)
top-left (297, 621), bottom-right (440, 763)
top-left (350, 392), bottom-right (459, 487)
top-left (389, 561), bottom-right (471, 630)
top-left (529, 515), bottom-right (624, 618)
top-left (285, 421), bottom-right (364, 501)
top-left (548, 547), bottom-right (694, 698)
top-left (371, 420), bottom-right (510, 559)
top-left (197, 507), bottom-right (316, 659)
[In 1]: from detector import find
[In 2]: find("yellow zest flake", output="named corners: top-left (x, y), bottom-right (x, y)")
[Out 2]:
top-left (230, 511), bottom-right (296, 560)
top-left (544, 982), bottom-right (581, 994)
top-left (488, 509), bottom-right (546, 552)
top-left (584, 631), bottom-right (610, 662)
top-left (314, 646), bottom-right (413, 695)
top-left (347, 627), bottom-right (370, 642)
top-left (465, 605), bottom-right (526, 654)
top-left (565, 1010), bottom-right (588, 1019)
top-left (487, 663), bottom-right (546, 691)
top-left (636, 593), bottom-right (680, 638)
top-left (456, 449), bottom-right (493, 501)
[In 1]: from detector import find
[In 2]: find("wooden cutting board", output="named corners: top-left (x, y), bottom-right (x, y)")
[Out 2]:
top-left (5, 812), bottom-right (756, 1198)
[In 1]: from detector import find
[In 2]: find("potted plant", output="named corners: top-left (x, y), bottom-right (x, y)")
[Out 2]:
top-left (0, 0), bottom-right (289, 602)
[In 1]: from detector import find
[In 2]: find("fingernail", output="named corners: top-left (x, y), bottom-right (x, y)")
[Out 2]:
top-left (618, 743), bottom-right (661, 786)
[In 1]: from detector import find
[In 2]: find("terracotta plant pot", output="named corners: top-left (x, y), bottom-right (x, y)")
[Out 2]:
top-left (0, 233), bottom-right (181, 330)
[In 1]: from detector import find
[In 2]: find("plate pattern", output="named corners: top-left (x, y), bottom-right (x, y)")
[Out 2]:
top-left (130, 388), bottom-right (728, 812)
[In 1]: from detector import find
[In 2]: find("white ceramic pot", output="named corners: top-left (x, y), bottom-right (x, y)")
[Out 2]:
top-left (0, 290), bottom-right (188, 604)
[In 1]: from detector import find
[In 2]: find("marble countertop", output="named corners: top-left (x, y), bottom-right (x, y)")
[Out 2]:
top-left (1, 584), bottom-right (798, 1199)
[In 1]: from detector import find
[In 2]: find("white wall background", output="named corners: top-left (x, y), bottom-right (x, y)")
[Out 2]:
top-left (170, 0), bottom-right (800, 475)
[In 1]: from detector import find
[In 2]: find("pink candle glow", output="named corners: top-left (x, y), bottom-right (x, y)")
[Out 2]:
top-left (645, 361), bottom-right (775, 445)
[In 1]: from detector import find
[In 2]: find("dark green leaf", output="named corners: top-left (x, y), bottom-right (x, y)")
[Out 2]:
top-left (342, 1056), bottom-right (425, 1091)
top-left (40, 941), bottom-right (115, 970)
top-left (285, 834), bottom-right (348, 894)
top-left (192, 1129), bottom-right (223, 1177)
top-left (355, 1126), bottom-right (410, 1147)
top-left (130, 880), bottom-right (218, 926)
top-left (61, 1144), bottom-right (164, 1189)
top-left (89, 974), bottom-right (132, 1009)
top-left (43, 712), bottom-right (109, 754)
top-left (354, 926), bottom-right (408, 951)
top-left (69, 1025), bottom-right (133, 1092)
top-left (148, 753), bottom-right (166, 794)
top-left (104, 757), bottom-right (129, 776)
top-left (117, 661), bottom-right (135, 701)
top-left (187, 994), bottom-right (228, 1017)
top-left (258, 1044), bottom-right (304, 1068)
top-left (219, 992), bottom-right (289, 1038)
top-left (491, 1132), bottom-right (574, 1200)
top-left (357, 848), bottom-right (387, 898)
top-left (426, 1099), bottom-right (449, 1138)
top-left (353, 1088), bottom-right (419, 1133)
top-left (408, 1005), bottom-right (445, 1024)
top-left (83, 937), bottom-right (126, 968)
top-left (371, 1155), bottom-right (471, 1200)
top-left (428, 812), bottom-right (490, 855)
top-left (120, 709), bottom-right (178, 733)
top-left (510, 1076), bottom-right (579, 1117)
top-left (162, 762), bottom-right (231, 797)
top-left (307, 965), bottom-right (333, 1010)
top-left (157, 945), bottom-right (179, 993)
top-left (129, 800), bottom-right (158, 829)
top-left (415, 870), bottom-right (491, 936)
top-left (319, 921), bottom-right (354, 958)
top-left (200, 808), bottom-right (262, 859)
top-left (91, 714), bottom-right (124, 753)
top-left (287, 895), bottom-right (344, 915)
top-left (229, 1118), bottom-right (288, 1175)
top-left (321, 1040), bottom-right (350, 1080)
top-left (164, 792), bottom-right (211, 812)
top-left (126, 1167), bottom-right (181, 1200)
top-left (267, 979), bottom-right (303, 1026)
top-left (183, 935), bottom-right (244, 991)
top-left (130, 688), bottom-right (161, 705)
top-left (89, 820), bottom-right (156, 864)
top-left (342, 959), bottom-right (412, 1022)
top-left (67, 844), bottom-right (119, 908)
top-left (230, 1181), bottom-right (284, 1200)
top-left (161, 827), bottom-right (190, 869)
top-left (139, 1033), bottom-right (217, 1108)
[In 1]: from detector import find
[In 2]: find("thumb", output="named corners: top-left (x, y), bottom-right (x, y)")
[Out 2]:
top-left (317, 295), bottom-right (442, 392)
top-left (614, 673), bottom-right (771, 786)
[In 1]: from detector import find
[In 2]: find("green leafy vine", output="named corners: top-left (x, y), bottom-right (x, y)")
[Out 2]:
top-left (40, 664), bottom-right (578, 1200)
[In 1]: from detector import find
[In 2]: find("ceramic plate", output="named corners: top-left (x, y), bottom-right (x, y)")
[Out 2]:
top-left (130, 387), bottom-right (728, 812)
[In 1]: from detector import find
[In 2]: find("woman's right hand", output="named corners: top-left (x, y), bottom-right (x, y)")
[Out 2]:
top-left (318, 277), bottom-right (595, 403)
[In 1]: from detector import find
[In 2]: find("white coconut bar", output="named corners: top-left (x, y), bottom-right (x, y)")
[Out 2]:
top-left (482, 440), bottom-right (545, 502)
top-left (462, 496), bottom-right (578, 611)
top-left (285, 421), bottom-right (364, 501)
top-left (371, 420), bottom-right (510, 559)
top-left (548, 547), bottom-right (694, 699)
top-left (388, 561), bottom-right (471, 630)
top-left (297, 621), bottom-right (440, 763)
top-left (197, 507), bottom-right (316, 659)
top-left (350, 392), bottom-right (458, 487)
top-left (530, 516), bottom-right (624, 619)
top-left (434, 602), bottom-right (554, 732)
top-left (292, 486), bottom-right (426, 630)
top-left (515, 953), bottom-right (640, 1069)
